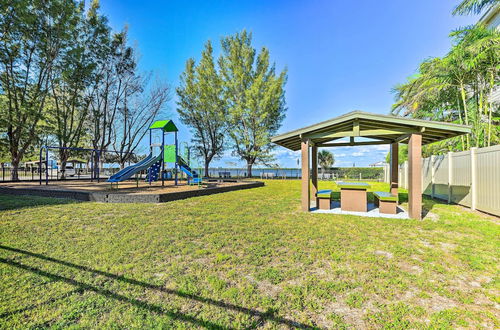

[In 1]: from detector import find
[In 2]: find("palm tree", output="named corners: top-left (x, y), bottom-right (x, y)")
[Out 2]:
top-left (318, 150), bottom-right (334, 176)
top-left (392, 25), bottom-right (499, 151)
top-left (453, 0), bottom-right (499, 15)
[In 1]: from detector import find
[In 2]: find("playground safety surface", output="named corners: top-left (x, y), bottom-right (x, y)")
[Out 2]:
top-left (0, 180), bottom-right (264, 203)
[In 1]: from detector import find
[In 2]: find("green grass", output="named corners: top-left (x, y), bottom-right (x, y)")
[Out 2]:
top-left (0, 180), bottom-right (498, 328)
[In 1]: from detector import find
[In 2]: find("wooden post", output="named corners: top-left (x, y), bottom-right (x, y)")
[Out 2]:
top-left (301, 139), bottom-right (310, 211)
top-left (470, 147), bottom-right (477, 210)
top-left (390, 142), bottom-right (398, 196)
top-left (408, 133), bottom-right (422, 219)
top-left (404, 161), bottom-right (409, 190)
top-left (311, 145), bottom-right (318, 202)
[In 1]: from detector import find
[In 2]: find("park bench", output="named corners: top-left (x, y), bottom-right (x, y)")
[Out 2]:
top-left (316, 189), bottom-right (333, 210)
top-left (374, 191), bottom-right (398, 214)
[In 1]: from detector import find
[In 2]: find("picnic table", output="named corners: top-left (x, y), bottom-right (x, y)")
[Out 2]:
top-left (337, 182), bottom-right (371, 212)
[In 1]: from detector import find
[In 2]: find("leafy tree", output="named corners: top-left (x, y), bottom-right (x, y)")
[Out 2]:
top-left (113, 77), bottom-right (170, 169)
top-left (385, 144), bottom-right (408, 164)
top-left (0, 0), bottom-right (79, 179)
top-left (0, 0), bottom-right (167, 179)
top-left (177, 41), bottom-right (226, 177)
top-left (219, 30), bottom-right (287, 177)
top-left (46, 1), bottom-right (94, 178)
top-left (318, 150), bottom-right (334, 174)
top-left (453, 0), bottom-right (499, 15)
top-left (392, 25), bottom-right (499, 151)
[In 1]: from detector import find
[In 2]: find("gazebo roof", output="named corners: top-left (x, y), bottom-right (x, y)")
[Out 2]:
top-left (271, 111), bottom-right (471, 151)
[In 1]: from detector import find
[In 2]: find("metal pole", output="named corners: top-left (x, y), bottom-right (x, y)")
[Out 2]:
top-left (148, 129), bottom-right (152, 185)
top-left (161, 131), bottom-right (165, 186)
top-left (174, 131), bottom-right (178, 186)
top-left (97, 151), bottom-right (101, 183)
top-left (90, 150), bottom-right (94, 182)
top-left (45, 147), bottom-right (49, 185)
top-left (39, 147), bottom-right (43, 185)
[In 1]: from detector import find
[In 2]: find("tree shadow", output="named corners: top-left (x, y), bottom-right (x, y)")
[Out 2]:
top-left (0, 245), bottom-right (315, 329)
top-left (0, 194), bottom-right (78, 211)
top-left (0, 288), bottom-right (84, 319)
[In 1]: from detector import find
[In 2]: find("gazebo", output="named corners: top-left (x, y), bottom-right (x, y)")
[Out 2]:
top-left (271, 111), bottom-right (471, 219)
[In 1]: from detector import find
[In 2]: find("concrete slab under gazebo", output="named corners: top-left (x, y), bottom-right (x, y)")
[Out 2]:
top-left (271, 111), bottom-right (471, 219)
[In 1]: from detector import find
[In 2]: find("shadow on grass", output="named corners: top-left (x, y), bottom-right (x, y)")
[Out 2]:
top-left (421, 196), bottom-right (453, 219)
top-left (0, 245), bottom-right (315, 329)
top-left (0, 288), bottom-right (84, 319)
top-left (0, 194), bottom-right (77, 211)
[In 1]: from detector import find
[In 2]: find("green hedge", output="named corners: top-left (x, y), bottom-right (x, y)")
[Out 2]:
top-left (330, 167), bottom-right (383, 180)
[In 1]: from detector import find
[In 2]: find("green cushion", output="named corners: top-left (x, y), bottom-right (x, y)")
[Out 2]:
top-left (337, 182), bottom-right (371, 190)
top-left (316, 189), bottom-right (332, 198)
top-left (374, 191), bottom-right (398, 202)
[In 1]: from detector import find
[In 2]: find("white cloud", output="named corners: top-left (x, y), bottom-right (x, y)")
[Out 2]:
top-left (374, 144), bottom-right (390, 151)
top-left (272, 148), bottom-right (300, 159)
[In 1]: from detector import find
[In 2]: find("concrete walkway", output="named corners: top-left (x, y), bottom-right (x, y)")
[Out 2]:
top-left (310, 201), bottom-right (410, 219)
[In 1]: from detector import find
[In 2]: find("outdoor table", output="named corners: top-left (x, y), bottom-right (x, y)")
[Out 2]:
top-left (337, 182), bottom-right (371, 212)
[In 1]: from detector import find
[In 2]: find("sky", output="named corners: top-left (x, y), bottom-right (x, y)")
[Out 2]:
top-left (100, 0), bottom-right (479, 168)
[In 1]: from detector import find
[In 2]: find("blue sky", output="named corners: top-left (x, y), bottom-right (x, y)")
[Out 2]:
top-left (100, 0), bottom-right (478, 168)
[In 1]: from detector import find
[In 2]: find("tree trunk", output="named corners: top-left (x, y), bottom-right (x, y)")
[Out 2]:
top-left (247, 162), bottom-right (253, 178)
top-left (459, 83), bottom-right (470, 149)
top-left (59, 150), bottom-right (68, 180)
top-left (60, 159), bottom-right (67, 180)
top-left (204, 159), bottom-right (210, 178)
top-left (11, 157), bottom-right (20, 181)
top-left (92, 152), bottom-right (100, 179)
top-left (456, 93), bottom-right (465, 151)
top-left (487, 99), bottom-right (492, 147)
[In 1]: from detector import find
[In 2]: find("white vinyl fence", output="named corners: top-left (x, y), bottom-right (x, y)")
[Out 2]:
top-left (397, 145), bottom-right (500, 216)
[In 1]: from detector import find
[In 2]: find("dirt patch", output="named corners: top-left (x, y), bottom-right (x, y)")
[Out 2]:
top-left (374, 250), bottom-right (393, 259)
top-left (424, 211), bottom-right (440, 221)
top-left (398, 262), bottom-right (423, 275)
top-left (322, 300), bottom-right (366, 329)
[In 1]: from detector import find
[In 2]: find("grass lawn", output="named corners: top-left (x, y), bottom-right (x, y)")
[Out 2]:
top-left (0, 180), bottom-right (498, 328)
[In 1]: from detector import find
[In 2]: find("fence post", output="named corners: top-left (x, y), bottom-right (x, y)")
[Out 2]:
top-left (430, 155), bottom-right (435, 199)
top-left (470, 147), bottom-right (477, 211)
top-left (448, 151), bottom-right (453, 204)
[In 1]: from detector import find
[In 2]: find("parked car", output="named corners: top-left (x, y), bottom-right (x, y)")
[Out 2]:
top-left (59, 165), bottom-right (76, 177)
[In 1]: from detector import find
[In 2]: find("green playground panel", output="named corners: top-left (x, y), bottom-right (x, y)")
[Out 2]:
top-left (150, 120), bottom-right (178, 132)
top-left (164, 145), bottom-right (176, 163)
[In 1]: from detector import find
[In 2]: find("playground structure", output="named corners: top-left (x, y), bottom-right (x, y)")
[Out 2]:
top-left (107, 120), bottom-right (201, 186)
top-left (0, 119), bottom-right (267, 204)
top-left (37, 120), bottom-right (200, 187)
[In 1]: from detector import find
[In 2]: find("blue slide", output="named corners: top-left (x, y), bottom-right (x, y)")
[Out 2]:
top-left (178, 156), bottom-right (201, 184)
top-left (108, 153), bottom-right (162, 183)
